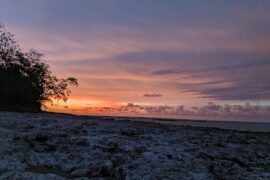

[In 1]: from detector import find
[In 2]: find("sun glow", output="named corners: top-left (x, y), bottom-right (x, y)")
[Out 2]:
top-left (44, 97), bottom-right (116, 114)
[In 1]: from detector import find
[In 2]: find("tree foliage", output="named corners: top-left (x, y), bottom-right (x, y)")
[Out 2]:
top-left (0, 24), bottom-right (78, 112)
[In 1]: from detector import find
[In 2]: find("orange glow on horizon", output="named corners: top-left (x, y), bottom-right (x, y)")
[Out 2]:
top-left (44, 97), bottom-right (118, 113)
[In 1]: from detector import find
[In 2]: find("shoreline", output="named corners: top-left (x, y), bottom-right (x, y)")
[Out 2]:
top-left (2, 111), bottom-right (270, 132)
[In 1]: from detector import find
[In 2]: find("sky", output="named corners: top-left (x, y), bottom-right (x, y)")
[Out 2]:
top-left (1, 0), bottom-right (270, 121)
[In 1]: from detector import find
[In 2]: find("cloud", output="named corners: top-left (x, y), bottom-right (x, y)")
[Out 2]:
top-left (152, 69), bottom-right (192, 76)
top-left (10, 23), bottom-right (270, 66)
top-left (151, 55), bottom-right (270, 101)
top-left (21, 32), bottom-right (269, 102)
top-left (57, 50), bottom-right (270, 102)
top-left (3, 0), bottom-right (270, 105)
top-left (82, 102), bottom-right (270, 118)
top-left (143, 93), bottom-right (163, 98)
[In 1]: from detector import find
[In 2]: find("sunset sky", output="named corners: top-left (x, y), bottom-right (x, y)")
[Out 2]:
top-left (1, 0), bottom-right (270, 120)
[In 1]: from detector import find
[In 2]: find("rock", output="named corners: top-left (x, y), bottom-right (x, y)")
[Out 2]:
top-left (99, 142), bottom-right (120, 153)
top-left (76, 139), bottom-right (89, 147)
top-left (256, 151), bottom-right (264, 158)
top-left (23, 125), bottom-right (34, 130)
top-left (143, 152), bottom-right (154, 160)
top-left (197, 152), bottom-right (214, 160)
top-left (45, 144), bottom-right (57, 152)
top-left (71, 126), bottom-right (82, 134)
top-left (1, 112), bottom-right (270, 179)
top-left (35, 133), bottom-right (49, 142)
top-left (71, 168), bottom-right (89, 177)
top-left (12, 135), bottom-right (21, 141)
top-left (167, 154), bottom-right (173, 159)
top-left (85, 160), bottom-right (114, 178)
top-left (122, 144), bottom-right (135, 152)
top-left (0, 172), bottom-right (66, 180)
top-left (121, 130), bottom-right (137, 137)
top-left (6, 162), bottom-right (28, 171)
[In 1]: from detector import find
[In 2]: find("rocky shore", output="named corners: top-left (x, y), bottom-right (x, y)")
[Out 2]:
top-left (0, 112), bottom-right (270, 179)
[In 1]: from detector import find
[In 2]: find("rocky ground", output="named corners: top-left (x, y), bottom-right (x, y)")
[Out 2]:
top-left (0, 112), bottom-right (270, 180)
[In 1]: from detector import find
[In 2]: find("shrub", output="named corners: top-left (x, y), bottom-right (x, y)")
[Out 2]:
top-left (0, 24), bottom-right (78, 112)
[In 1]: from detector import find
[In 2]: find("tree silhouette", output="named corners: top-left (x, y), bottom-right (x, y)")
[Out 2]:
top-left (0, 24), bottom-right (78, 112)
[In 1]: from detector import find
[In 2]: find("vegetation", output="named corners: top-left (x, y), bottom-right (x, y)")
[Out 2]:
top-left (0, 24), bottom-right (78, 112)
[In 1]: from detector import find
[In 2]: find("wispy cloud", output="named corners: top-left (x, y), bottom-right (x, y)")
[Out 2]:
top-left (151, 55), bottom-right (270, 101)
top-left (2, 0), bottom-right (270, 115)
top-left (143, 93), bottom-right (163, 98)
top-left (11, 25), bottom-right (270, 102)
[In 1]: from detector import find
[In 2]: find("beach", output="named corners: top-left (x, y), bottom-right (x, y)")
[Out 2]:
top-left (0, 112), bottom-right (270, 179)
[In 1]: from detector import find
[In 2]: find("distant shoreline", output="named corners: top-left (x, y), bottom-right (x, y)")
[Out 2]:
top-left (48, 111), bottom-right (270, 132)
top-left (41, 110), bottom-right (270, 123)
top-left (2, 110), bottom-right (269, 132)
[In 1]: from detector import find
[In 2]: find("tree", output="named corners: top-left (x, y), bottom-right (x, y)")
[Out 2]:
top-left (0, 24), bottom-right (78, 112)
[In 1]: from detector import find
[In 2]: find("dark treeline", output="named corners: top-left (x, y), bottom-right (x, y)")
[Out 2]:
top-left (0, 24), bottom-right (78, 112)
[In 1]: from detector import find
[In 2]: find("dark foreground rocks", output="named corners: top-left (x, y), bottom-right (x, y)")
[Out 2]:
top-left (0, 112), bottom-right (270, 179)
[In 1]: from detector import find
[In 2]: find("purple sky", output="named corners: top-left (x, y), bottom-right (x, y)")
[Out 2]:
top-left (1, 0), bottom-right (270, 120)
